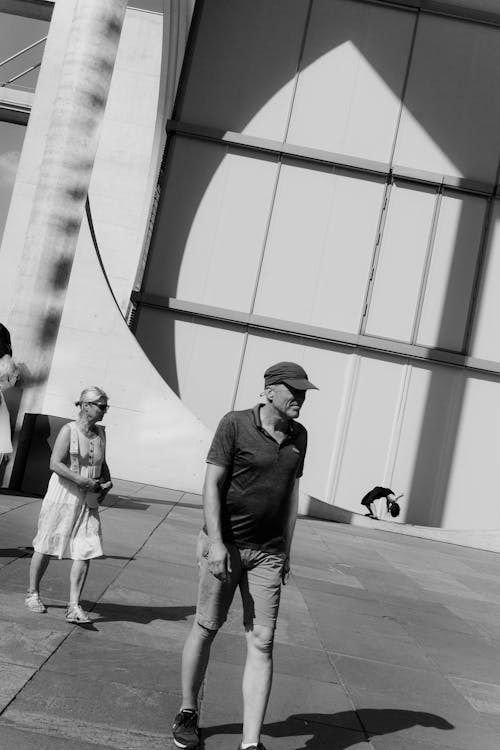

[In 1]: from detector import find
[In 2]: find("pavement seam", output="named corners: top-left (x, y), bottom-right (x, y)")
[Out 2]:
top-left (292, 525), bottom-right (374, 746)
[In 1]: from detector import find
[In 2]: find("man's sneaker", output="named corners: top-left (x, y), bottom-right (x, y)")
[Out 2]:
top-left (25, 592), bottom-right (47, 613)
top-left (238, 744), bottom-right (267, 750)
top-left (172, 708), bottom-right (200, 749)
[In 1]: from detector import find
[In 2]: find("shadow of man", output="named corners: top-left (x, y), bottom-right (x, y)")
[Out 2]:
top-left (202, 708), bottom-right (454, 749)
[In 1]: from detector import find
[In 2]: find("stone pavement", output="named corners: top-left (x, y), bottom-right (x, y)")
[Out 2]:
top-left (1, 481), bottom-right (500, 750)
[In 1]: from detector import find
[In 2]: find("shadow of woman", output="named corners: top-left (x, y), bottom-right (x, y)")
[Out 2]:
top-left (202, 709), bottom-right (454, 749)
top-left (88, 601), bottom-right (196, 625)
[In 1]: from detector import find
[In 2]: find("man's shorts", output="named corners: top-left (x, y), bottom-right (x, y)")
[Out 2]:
top-left (196, 531), bottom-right (286, 631)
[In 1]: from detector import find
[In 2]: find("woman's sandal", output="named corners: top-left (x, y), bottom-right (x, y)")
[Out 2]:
top-left (65, 603), bottom-right (91, 624)
top-left (25, 592), bottom-right (47, 613)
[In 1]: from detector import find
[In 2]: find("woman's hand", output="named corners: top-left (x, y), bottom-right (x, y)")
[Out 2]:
top-left (79, 477), bottom-right (101, 492)
top-left (97, 479), bottom-right (113, 503)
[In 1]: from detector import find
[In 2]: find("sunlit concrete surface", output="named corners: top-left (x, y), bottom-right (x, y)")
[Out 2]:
top-left (1, 483), bottom-right (500, 749)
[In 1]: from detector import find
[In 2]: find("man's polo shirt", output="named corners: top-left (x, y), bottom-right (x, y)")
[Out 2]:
top-left (205, 405), bottom-right (308, 552)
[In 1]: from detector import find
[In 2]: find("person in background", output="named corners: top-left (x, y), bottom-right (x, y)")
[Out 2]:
top-left (0, 353), bottom-right (19, 469)
top-left (172, 362), bottom-right (318, 750)
top-left (25, 387), bottom-right (113, 624)
top-left (361, 486), bottom-right (404, 519)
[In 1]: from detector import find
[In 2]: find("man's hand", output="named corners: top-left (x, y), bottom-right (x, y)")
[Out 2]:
top-left (282, 555), bottom-right (290, 585)
top-left (208, 539), bottom-right (231, 582)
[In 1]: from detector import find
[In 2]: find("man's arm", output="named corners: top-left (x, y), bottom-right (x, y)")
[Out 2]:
top-left (282, 478), bottom-right (300, 582)
top-left (203, 462), bottom-right (231, 582)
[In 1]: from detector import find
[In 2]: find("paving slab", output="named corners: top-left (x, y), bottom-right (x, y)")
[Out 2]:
top-left (201, 659), bottom-right (361, 734)
top-left (210, 629), bottom-right (339, 683)
top-left (2, 670), bottom-right (176, 737)
top-left (0, 725), bottom-right (114, 750)
top-left (43, 629), bottom-right (182, 692)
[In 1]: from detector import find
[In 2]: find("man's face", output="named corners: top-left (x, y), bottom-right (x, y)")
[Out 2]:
top-left (268, 383), bottom-right (306, 419)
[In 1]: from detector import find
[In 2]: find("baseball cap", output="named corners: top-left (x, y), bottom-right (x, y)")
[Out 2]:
top-left (264, 361), bottom-right (318, 391)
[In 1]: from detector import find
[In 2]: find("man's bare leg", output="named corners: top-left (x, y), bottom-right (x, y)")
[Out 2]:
top-left (241, 624), bottom-right (274, 745)
top-left (181, 620), bottom-right (218, 709)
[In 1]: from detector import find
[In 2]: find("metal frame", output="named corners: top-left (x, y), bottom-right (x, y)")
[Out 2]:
top-left (355, 0), bottom-right (500, 28)
top-left (131, 291), bottom-right (500, 377)
top-left (166, 121), bottom-right (495, 196)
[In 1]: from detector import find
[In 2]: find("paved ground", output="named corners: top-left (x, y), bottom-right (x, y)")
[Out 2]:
top-left (1, 481), bottom-right (500, 750)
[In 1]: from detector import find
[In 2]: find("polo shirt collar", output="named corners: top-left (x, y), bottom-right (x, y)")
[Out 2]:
top-left (252, 403), bottom-right (298, 438)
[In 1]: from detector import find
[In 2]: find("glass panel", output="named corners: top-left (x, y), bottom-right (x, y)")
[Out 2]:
top-left (393, 362), bottom-right (460, 526)
top-left (287, 0), bottom-right (415, 162)
top-left (332, 354), bottom-right (406, 512)
top-left (178, 0), bottom-right (309, 140)
top-left (0, 12), bottom-right (48, 92)
top-left (253, 160), bottom-right (385, 334)
top-left (469, 202), bottom-right (500, 362)
top-left (416, 192), bottom-right (486, 352)
top-left (365, 182), bottom-right (437, 342)
top-left (143, 138), bottom-right (279, 312)
top-left (443, 375), bottom-right (500, 529)
top-left (394, 14), bottom-right (500, 185)
top-left (0, 121), bottom-right (26, 245)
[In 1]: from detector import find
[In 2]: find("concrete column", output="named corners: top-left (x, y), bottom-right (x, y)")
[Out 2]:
top-left (8, 0), bottom-right (127, 412)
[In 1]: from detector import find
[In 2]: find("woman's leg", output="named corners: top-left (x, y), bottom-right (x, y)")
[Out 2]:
top-left (69, 558), bottom-right (90, 604)
top-left (28, 551), bottom-right (50, 593)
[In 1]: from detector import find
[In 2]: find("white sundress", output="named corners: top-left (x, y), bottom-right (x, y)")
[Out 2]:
top-left (33, 422), bottom-right (106, 560)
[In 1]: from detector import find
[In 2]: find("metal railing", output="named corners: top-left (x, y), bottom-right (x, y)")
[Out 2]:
top-left (0, 36), bottom-right (47, 89)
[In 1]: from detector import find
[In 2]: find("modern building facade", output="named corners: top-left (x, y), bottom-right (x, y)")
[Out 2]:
top-left (1, 0), bottom-right (500, 531)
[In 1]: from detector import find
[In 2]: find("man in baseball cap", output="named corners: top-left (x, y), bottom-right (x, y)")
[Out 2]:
top-left (172, 362), bottom-right (318, 750)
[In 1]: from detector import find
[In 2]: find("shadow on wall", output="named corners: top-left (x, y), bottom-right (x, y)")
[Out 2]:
top-left (138, 0), bottom-right (500, 526)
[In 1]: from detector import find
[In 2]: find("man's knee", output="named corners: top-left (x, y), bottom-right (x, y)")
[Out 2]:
top-left (245, 624), bottom-right (275, 655)
top-left (193, 619), bottom-right (219, 643)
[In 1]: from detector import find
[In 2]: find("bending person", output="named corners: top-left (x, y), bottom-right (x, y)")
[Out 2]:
top-left (26, 387), bottom-right (112, 623)
top-left (361, 486), bottom-right (404, 519)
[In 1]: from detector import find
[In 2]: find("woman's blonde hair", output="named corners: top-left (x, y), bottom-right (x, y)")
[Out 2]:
top-left (75, 386), bottom-right (108, 407)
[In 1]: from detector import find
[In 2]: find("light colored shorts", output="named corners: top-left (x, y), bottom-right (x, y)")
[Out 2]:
top-left (196, 531), bottom-right (286, 631)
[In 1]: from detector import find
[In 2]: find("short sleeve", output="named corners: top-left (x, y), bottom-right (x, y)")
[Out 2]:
top-left (206, 413), bottom-right (236, 468)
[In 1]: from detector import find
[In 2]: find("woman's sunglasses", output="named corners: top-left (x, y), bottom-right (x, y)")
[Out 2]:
top-left (85, 401), bottom-right (109, 411)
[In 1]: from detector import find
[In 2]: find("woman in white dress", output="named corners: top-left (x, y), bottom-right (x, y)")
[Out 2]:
top-left (25, 386), bottom-right (113, 624)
